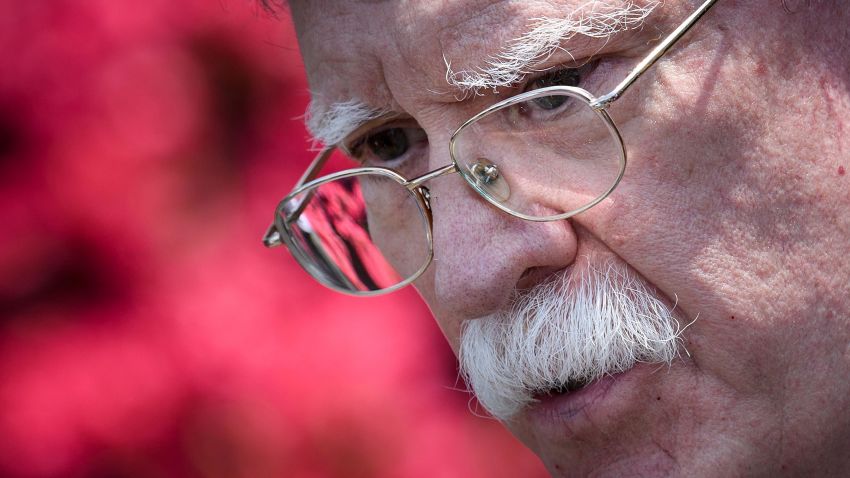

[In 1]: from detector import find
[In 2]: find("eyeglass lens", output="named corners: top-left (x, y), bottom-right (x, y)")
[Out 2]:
top-left (452, 90), bottom-right (623, 219)
top-left (279, 172), bottom-right (431, 293)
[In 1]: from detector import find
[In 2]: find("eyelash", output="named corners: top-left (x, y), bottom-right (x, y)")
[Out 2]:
top-left (520, 58), bottom-right (601, 93)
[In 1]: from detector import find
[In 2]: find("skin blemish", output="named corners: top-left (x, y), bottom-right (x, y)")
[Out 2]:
top-left (755, 62), bottom-right (767, 77)
top-left (656, 396), bottom-right (661, 401)
top-left (839, 166), bottom-right (846, 176)
top-left (730, 315), bottom-right (735, 320)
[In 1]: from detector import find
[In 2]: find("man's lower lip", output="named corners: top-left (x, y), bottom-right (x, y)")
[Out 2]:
top-left (525, 371), bottom-right (623, 429)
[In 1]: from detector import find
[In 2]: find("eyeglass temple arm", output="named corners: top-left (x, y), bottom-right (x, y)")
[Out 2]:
top-left (295, 147), bottom-right (336, 188)
top-left (592, 0), bottom-right (720, 109)
top-left (263, 147), bottom-right (336, 248)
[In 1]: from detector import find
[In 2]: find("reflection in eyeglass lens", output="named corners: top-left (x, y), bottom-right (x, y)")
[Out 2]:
top-left (283, 174), bottom-right (430, 292)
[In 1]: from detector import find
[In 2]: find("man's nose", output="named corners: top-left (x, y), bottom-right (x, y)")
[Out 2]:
top-left (420, 168), bottom-right (579, 339)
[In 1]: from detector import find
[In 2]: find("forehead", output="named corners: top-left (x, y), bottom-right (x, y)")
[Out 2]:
top-left (289, 0), bottom-right (664, 135)
top-left (292, 2), bottom-right (585, 87)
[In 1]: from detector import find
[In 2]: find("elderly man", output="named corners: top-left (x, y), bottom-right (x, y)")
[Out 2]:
top-left (263, 0), bottom-right (850, 475)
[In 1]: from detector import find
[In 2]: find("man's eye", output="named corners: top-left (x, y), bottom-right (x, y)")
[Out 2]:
top-left (350, 126), bottom-right (426, 166)
top-left (525, 64), bottom-right (590, 91)
top-left (366, 128), bottom-right (409, 162)
top-left (523, 61), bottom-right (598, 110)
top-left (527, 67), bottom-right (581, 88)
top-left (530, 95), bottom-right (569, 111)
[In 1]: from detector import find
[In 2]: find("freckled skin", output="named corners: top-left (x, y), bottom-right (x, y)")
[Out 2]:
top-left (288, 1), bottom-right (850, 476)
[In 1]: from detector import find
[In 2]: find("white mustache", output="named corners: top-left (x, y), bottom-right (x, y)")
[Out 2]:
top-left (458, 262), bottom-right (685, 421)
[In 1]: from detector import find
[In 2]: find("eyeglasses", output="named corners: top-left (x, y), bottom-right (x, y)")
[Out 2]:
top-left (263, 0), bottom-right (720, 295)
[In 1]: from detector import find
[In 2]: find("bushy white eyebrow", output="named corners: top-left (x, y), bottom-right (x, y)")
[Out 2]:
top-left (305, 99), bottom-right (388, 148)
top-left (445, 0), bottom-right (661, 95)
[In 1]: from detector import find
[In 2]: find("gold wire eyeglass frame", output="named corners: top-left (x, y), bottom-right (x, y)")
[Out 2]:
top-left (263, 0), bottom-right (720, 296)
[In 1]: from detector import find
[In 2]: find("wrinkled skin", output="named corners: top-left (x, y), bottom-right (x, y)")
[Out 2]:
top-left (288, 1), bottom-right (850, 476)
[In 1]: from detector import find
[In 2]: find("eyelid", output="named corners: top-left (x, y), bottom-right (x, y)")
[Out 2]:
top-left (520, 57), bottom-right (600, 93)
top-left (343, 118), bottom-right (421, 155)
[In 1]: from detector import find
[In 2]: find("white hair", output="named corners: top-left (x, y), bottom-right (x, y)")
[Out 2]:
top-left (305, 99), bottom-right (387, 148)
top-left (459, 261), bottom-right (685, 421)
top-left (445, 1), bottom-right (661, 94)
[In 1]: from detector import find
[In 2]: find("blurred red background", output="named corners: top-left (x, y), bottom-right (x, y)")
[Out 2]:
top-left (0, 2), bottom-right (547, 477)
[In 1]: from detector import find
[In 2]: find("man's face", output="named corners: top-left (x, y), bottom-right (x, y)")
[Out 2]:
top-left (289, 0), bottom-right (850, 475)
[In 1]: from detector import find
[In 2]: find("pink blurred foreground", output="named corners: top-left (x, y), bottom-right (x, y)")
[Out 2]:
top-left (0, 2), bottom-right (547, 477)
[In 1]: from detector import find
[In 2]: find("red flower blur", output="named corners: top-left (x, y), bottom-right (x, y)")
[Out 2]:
top-left (0, 2), bottom-right (548, 477)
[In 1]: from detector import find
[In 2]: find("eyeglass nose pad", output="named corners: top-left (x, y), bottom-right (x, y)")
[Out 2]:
top-left (468, 158), bottom-right (510, 202)
top-left (418, 186), bottom-right (431, 208)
